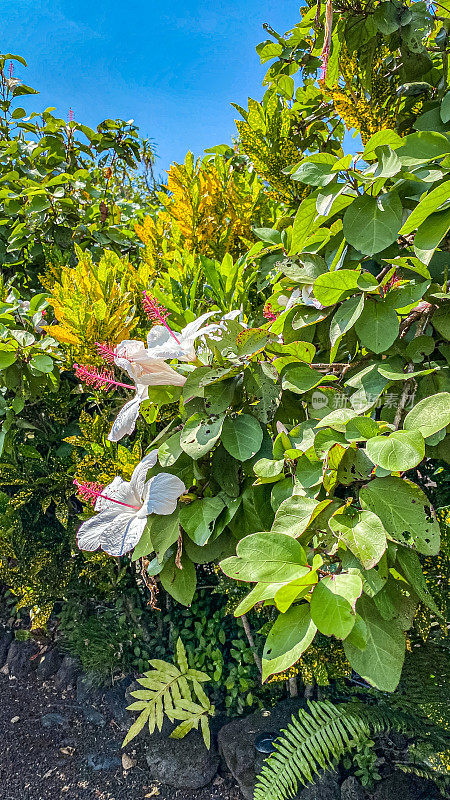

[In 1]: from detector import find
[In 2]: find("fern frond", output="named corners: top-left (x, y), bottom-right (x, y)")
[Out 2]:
top-left (254, 701), bottom-right (370, 800)
top-left (397, 762), bottom-right (450, 797)
top-left (123, 637), bottom-right (214, 749)
top-left (255, 700), bottom-right (421, 800)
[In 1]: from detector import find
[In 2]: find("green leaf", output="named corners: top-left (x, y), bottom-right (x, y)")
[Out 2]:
top-left (272, 495), bottom-right (319, 538)
top-left (262, 604), bottom-right (317, 681)
top-left (316, 408), bottom-right (357, 432)
top-left (362, 130), bottom-right (403, 161)
top-left (365, 430), bottom-right (425, 471)
top-left (133, 509), bottom-right (180, 563)
top-left (160, 551), bottom-right (197, 606)
top-left (253, 227), bottom-right (282, 245)
top-left (179, 497), bottom-right (225, 546)
top-left (221, 414), bottom-right (263, 461)
top-left (354, 298), bottom-right (399, 353)
top-left (158, 432), bottom-right (183, 467)
top-left (345, 416), bottom-right (380, 442)
top-left (373, 145), bottom-right (402, 178)
top-left (343, 596), bottom-right (405, 692)
top-left (220, 532), bottom-right (309, 583)
top-left (399, 179), bottom-right (450, 234)
top-left (395, 546), bottom-right (443, 618)
top-left (396, 131), bottom-right (450, 166)
top-left (414, 208), bottom-right (450, 264)
top-left (274, 557), bottom-right (322, 613)
top-left (329, 295), bottom-right (365, 346)
top-left (343, 192), bottom-right (402, 256)
top-left (254, 458), bottom-right (285, 481)
top-left (441, 91), bottom-right (450, 123)
top-left (404, 392), bottom-right (450, 437)
top-left (313, 269), bottom-right (360, 306)
top-left (281, 364), bottom-right (328, 394)
top-left (180, 413), bottom-right (224, 459)
top-left (310, 573), bottom-right (362, 639)
top-left (29, 353), bottom-right (54, 373)
top-left (432, 305), bottom-right (450, 340)
top-left (329, 510), bottom-right (387, 569)
top-left (0, 347), bottom-right (17, 369)
top-left (360, 476), bottom-right (440, 555)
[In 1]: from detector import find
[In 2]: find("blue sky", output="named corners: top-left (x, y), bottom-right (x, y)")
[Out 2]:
top-left (2, 0), bottom-right (303, 175)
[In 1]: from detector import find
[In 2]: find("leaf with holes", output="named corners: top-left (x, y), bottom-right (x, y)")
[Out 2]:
top-left (360, 476), bottom-right (440, 555)
top-left (180, 413), bottom-right (224, 459)
top-left (329, 509), bottom-right (387, 569)
top-left (262, 604), bottom-right (317, 681)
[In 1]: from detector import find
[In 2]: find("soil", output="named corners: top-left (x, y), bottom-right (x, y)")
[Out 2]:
top-left (0, 671), bottom-right (241, 800)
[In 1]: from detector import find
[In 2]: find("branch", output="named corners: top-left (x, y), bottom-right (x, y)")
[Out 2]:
top-left (241, 614), bottom-right (263, 677)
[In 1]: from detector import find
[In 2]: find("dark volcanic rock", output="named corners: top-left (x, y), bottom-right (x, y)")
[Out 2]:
top-left (145, 725), bottom-right (219, 789)
top-left (218, 699), bottom-right (307, 800)
top-left (82, 706), bottom-right (106, 727)
top-left (340, 776), bottom-right (366, 800)
top-left (86, 752), bottom-right (122, 772)
top-left (0, 630), bottom-right (13, 667)
top-left (298, 772), bottom-right (340, 800)
top-left (36, 649), bottom-right (63, 679)
top-left (372, 771), bottom-right (440, 800)
top-left (41, 712), bottom-right (69, 728)
top-left (6, 639), bottom-right (39, 678)
top-left (104, 675), bottom-right (134, 728)
top-left (54, 655), bottom-right (79, 690)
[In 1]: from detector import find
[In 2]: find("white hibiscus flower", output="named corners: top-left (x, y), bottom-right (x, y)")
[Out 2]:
top-left (278, 285), bottom-right (322, 310)
top-left (103, 340), bottom-right (186, 442)
top-left (75, 451), bottom-right (186, 557)
top-left (145, 311), bottom-right (220, 362)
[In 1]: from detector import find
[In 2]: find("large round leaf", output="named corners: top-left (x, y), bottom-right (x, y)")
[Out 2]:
top-left (329, 509), bottom-right (387, 569)
top-left (404, 392), bottom-right (450, 438)
top-left (221, 414), bottom-right (263, 460)
top-left (180, 413), bottom-right (224, 459)
top-left (365, 430), bottom-right (425, 471)
top-left (344, 596), bottom-right (405, 692)
top-left (310, 574), bottom-right (362, 639)
top-left (329, 294), bottom-right (365, 345)
top-left (282, 364), bottom-right (329, 394)
top-left (360, 476), bottom-right (440, 555)
top-left (354, 298), bottom-right (399, 353)
top-left (220, 531), bottom-right (308, 583)
top-left (262, 603), bottom-right (317, 680)
top-left (343, 191), bottom-right (403, 255)
top-left (313, 269), bottom-right (360, 306)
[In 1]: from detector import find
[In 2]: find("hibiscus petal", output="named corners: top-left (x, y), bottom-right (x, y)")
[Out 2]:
top-left (108, 392), bottom-right (145, 442)
top-left (181, 311), bottom-right (218, 340)
top-left (146, 326), bottom-right (185, 360)
top-left (141, 473), bottom-right (186, 516)
top-left (76, 508), bottom-right (124, 551)
top-left (102, 514), bottom-right (147, 556)
top-left (94, 476), bottom-right (138, 512)
top-left (130, 450), bottom-right (159, 499)
top-left (136, 361), bottom-right (186, 387)
top-left (114, 340), bottom-right (147, 379)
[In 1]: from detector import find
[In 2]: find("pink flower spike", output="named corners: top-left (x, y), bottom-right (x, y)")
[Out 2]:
top-left (263, 304), bottom-right (278, 322)
top-left (142, 291), bottom-right (181, 344)
top-left (73, 363), bottom-right (135, 391)
top-left (8, 62), bottom-right (14, 78)
top-left (95, 342), bottom-right (118, 364)
top-left (73, 479), bottom-right (140, 510)
top-left (68, 107), bottom-right (74, 122)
